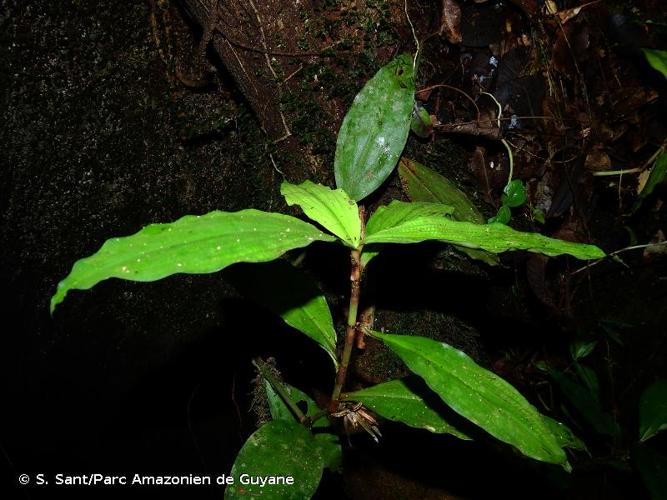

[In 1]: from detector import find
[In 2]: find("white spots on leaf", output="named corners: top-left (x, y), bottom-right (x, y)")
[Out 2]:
top-left (376, 136), bottom-right (385, 146)
top-left (176, 263), bottom-right (183, 267)
top-left (216, 245), bottom-right (221, 250)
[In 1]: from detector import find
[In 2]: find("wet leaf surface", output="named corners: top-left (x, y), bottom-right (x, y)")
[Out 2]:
top-left (370, 331), bottom-right (570, 468)
top-left (225, 420), bottom-right (326, 500)
top-left (51, 210), bottom-right (336, 313)
top-left (334, 54), bottom-right (415, 201)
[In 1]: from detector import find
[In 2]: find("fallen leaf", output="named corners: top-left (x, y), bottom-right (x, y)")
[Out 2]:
top-left (637, 168), bottom-right (651, 195)
top-left (440, 0), bottom-right (462, 44)
top-left (585, 147), bottom-right (611, 171)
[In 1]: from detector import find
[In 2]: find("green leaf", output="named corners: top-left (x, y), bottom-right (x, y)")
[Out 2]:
top-left (228, 261), bottom-right (337, 368)
top-left (365, 201), bottom-right (454, 235)
top-left (549, 369), bottom-right (620, 437)
top-left (488, 205), bottom-right (511, 225)
top-left (345, 378), bottom-right (470, 440)
top-left (360, 245), bottom-right (382, 269)
top-left (639, 380), bottom-right (667, 442)
top-left (532, 207), bottom-right (546, 224)
top-left (633, 153), bottom-right (667, 213)
top-left (570, 340), bottom-right (597, 361)
top-left (225, 420), bottom-right (325, 500)
top-left (398, 158), bottom-right (484, 224)
top-left (264, 381), bottom-right (342, 471)
top-left (410, 103), bottom-right (433, 138)
top-left (398, 158), bottom-right (499, 265)
top-left (643, 49), bottom-right (667, 79)
top-left (364, 201), bottom-right (605, 260)
top-left (281, 180), bottom-right (361, 248)
top-left (51, 210), bottom-right (336, 313)
top-left (634, 444), bottom-right (667, 500)
top-left (369, 330), bottom-right (569, 468)
top-left (541, 415), bottom-right (587, 452)
top-left (334, 54), bottom-right (415, 201)
top-left (501, 179), bottom-right (527, 208)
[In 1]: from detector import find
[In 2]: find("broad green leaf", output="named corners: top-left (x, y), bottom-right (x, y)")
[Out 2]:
top-left (398, 158), bottom-right (499, 265)
top-left (398, 158), bottom-right (485, 224)
top-left (501, 179), bottom-right (527, 208)
top-left (281, 180), bottom-right (361, 248)
top-left (369, 331), bottom-right (569, 468)
top-left (364, 201), bottom-right (605, 260)
top-left (634, 444), bottom-right (667, 500)
top-left (51, 210), bottom-right (336, 313)
top-left (334, 54), bottom-right (415, 201)
top-left (570, 340), bottom-right (597, 361)
top-left (541, 415), bottom-right (587, 452)
top-left (365, 201), bottom-right (454, 235)
top-left (643, 49), bottom-right (667, 79)
top-left (639, 380), bottom-right (667, 442)
top-left (549, 369), bottom-right (620, 437)
top-left (345, 378), bottom-right (470, 440)
top-left (225, 420), bottom-right (325, 500)
top-left (228, 261), bottom-right (337, 368)
top-left (264, 381), bottom-right (342, 471)
top-left (633, 153), bottom-right (667, 213)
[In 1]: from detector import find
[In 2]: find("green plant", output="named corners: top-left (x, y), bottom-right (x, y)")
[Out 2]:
top-left (51, 54), bottom-right (607, 498)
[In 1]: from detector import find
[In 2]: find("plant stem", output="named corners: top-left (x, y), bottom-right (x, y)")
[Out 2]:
top-left (252, 358), bottom-right (306, 423)
top-left (329, 207), bottom-right (365, 411)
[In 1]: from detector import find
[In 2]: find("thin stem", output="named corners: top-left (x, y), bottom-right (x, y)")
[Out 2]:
top-left (329, 207), bottom-right (365, 411)
top-left (252, 358), bottom-right (306, 423)
top-left (592, 167), bottom-right (642, 177)
top-left (330, 249), bottom-right (361, 410)
top-left (571, 241), bottom-right (667, 275)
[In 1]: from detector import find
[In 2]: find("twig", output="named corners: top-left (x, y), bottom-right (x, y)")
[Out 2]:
top-left (283, 64), bottom-right (303, 83)
top-left (571, 241), bottom-right (667, 276)
top-left (591, 167), bottom-right (642, 177)
top-left (417, 83), bottom-right (480, 120)
top-left (248, 0), bottom-right (277, 79)
top-left (480, 91), bottom-right (515, 189)
top-left (404, 0), bottom-right (420, 69)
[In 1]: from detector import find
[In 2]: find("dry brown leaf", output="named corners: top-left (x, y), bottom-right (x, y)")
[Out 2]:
top-left (556, 1), bottom-right (600, 24)
top-left (440, 0), bottom-right (462, 44)
top-left (585, 147), bottom-right (611, 171)
top-left (637, 168), bottom-right (651, 194)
